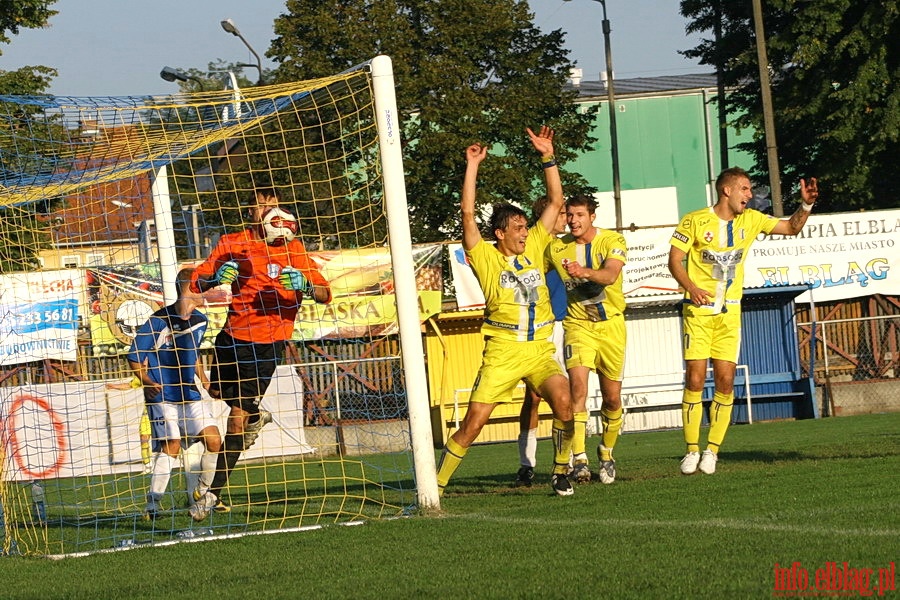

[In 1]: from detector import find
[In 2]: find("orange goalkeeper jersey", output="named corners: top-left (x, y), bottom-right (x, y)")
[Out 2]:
top-left (192, 229), bottom-right (332, 344)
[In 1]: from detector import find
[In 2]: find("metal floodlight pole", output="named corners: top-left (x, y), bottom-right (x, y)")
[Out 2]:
top-left (565, 0), bottom-right (622, 229)
top-left (159, 66), bottom-right (205, 91)
top-left (221, 18), bottom-right (264, 85)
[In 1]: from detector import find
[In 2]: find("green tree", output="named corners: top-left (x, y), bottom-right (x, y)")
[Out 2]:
top-left (680, 0), bottom-right (899, 212)
top-left (0, 0), bottom-right (57, 52)
top-left (0, 0), bottom-right (59, 272)
top-left (268, 0), bottom-right (598, 242)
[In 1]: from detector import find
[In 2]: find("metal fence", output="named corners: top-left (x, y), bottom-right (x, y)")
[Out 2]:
top-left (799, 311), bottom-right (900, 417)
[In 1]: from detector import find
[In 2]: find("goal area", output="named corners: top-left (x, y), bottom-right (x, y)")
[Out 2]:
top-left (0, 55), bottom-right (438, 557)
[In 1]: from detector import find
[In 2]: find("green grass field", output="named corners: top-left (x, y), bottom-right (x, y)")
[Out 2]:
top-left (2, 413), bottom-right (898, 599)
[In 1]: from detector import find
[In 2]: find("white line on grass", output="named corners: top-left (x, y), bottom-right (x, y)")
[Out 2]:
top-left (454, 513), bottom-right (899, 538)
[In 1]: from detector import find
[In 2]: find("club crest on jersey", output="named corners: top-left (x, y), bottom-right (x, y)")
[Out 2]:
top-left (704, 231), bottom-right (714, 243)
top-left (267, 264), bottom-right (282, 279)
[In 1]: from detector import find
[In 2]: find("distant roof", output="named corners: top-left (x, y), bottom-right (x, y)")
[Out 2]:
top-left (568, 73), bottom-right (718, 99)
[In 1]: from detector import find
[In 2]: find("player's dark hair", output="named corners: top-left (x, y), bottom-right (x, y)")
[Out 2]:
top-left (715, 167), bottom-right (750, 197)
top-left (488, 203), bottom-right (527, 240)
top-left (566, 194), bottom-right (598, 214)
top-left (254, 187), bottom-right (280, 204)
top-left (531, 195), bottom-right (550, 225)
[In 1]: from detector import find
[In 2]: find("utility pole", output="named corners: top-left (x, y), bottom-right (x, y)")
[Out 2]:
top-left (752, 0), bottom-right (784, 216)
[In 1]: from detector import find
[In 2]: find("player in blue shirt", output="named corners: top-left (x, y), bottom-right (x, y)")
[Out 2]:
top-left (127, 267), bottom-right (222, 521)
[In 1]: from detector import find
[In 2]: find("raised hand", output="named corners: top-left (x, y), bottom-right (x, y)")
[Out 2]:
top-left (466, 143), bottom-right (487, 165)
top-left (526, 125), bottom-right (555, 157)
top-left (279, 266), bottom-right (313, 294)
top-left (214, 260), bottom-right (239, 286)
top-left (800, 177), bottom-right (819, 206)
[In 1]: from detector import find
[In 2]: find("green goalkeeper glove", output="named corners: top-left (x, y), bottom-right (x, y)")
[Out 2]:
top-left (214, 260), bottom-right (239, 286)
top-left (279, 266), bottom-right (314, 294)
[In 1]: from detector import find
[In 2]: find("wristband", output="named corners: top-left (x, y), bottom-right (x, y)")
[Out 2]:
top-left (801, 202), bottom-right (813, 212)
top-left (541, 155), bottom-right (556, 169)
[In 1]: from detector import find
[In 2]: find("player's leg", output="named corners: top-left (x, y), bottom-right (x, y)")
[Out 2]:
top-left (596, 316), bottom-right (626, 483)
top-left (563, 319), bottom-right (597, 483)
top-left (680, 313), bottom-right (714, 474)
top-left (436, 400), bottom-right (496, 495)
top-left (240, 340), bottom-right (282, 447)
top-left (680, 359), bottom-right (707, 474)
top-left (139, 409), bottom-right (152, 473)
top-left (437, 338), bottom-right (513, 495)
top-left (515, 385), bottom-right (540, 487)
top-left (207, 332), bottom-right (243, 500)
top-left (538, 373), bottom-right (575, 496)
top-left (209, 336), bottom-right (279, 501)
top-left (144, 403), bottom-right (180, 519)
top-left (701, 311), bottom-right (741, 474)
top-left (186, 400), bottom-right (226, 521)
top-left (566, 365), bottom-right (592, 482)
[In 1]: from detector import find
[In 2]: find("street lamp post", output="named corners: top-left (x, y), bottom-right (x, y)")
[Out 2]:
top-left (221, 18), bottom-right (264, 85)
top-left (565, 0), bottom-right (622, 229)
top-left (160, 66), bottom-right (206, 91)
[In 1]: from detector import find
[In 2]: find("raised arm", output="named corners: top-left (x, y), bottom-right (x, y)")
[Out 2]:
top-left (461, 143), bottom-right (488, 251)
top-left (771, 177), bottom-right (819, 235)
top-left (527, 126), bottom-right (563, 233)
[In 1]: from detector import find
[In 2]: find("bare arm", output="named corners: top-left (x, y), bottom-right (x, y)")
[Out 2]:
top-left (195, 357), bottom-right (210, 390)
top-left (527, 126), bottom-right (564, 234)
top-left (667, 245), bottom-right (710, 306)
top-left (771, 177), bottom-right (819, 235)
top-left (565, 257), bottom-right (624, 287)
top-left (461, 144), bottom-right (487, 251)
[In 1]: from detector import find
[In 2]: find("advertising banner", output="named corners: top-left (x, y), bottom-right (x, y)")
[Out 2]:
top-left (0, 270), bottom-right (82, 366)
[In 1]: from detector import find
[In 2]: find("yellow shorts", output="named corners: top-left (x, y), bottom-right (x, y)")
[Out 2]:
top-left (563, 316), bottom-right (626, 381)
top-left (470, 337), bottom-right (564, 404)
top-left (139, 409), bottom-right (151, 437)
top-left (682, 308), bottom-right (742, 363)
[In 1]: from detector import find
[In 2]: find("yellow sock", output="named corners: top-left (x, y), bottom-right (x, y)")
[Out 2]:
top-left (599, 407), bottom-right (623, 460)
top-left (551, 418), bottom-right (574, 475)
top-left (572, 411), bottom-right (588, 458)
top-left (140, 441), bottom-right (151, 465)
top-left (706, 391), bottom-right (735, 454)
top-left (682, 389), bottom-right (703, 453)
top-left (436, 437), bottom-right (468, 496)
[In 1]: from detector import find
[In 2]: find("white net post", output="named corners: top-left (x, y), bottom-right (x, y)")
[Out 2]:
top-left (370, 55), bottom-right (440, 509)
top-left (150, 165), bottom-right (179, 304)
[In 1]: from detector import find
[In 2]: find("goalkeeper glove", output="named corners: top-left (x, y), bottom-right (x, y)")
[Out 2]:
top-left (279, 266), bottom-right (314, 294)
top-left (214, 260), bottom-right (239, 286)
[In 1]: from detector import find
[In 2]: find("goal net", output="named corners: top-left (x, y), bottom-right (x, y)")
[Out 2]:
top-left (0, 56), bottom-right (437, 557)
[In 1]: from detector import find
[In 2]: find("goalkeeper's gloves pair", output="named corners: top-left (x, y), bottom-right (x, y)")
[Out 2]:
top-left (279, 266), bottom-right (314, 295)
top-left (214, 260), bottom-right (240, 286)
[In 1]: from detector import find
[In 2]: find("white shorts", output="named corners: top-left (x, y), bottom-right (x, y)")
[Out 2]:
top-left (146, 400), bottom-right (218, 451)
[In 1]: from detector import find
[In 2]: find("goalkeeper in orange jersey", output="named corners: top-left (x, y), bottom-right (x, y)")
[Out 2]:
top-left (190, 187), bottom-right (331, 518)
top-left (436, 126), bottom-right (576, 497)
top-left (668, 167), bottom-right (818, 475)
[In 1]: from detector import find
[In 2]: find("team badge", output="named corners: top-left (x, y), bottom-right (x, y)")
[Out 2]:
top-left (704, 231), bottom-right (714, 243)
top-left (267, 263), bottom-right (281, 279)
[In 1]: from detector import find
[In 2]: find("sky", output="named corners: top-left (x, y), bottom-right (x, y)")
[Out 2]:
top-left (0, 0), bottom-right (706, 98)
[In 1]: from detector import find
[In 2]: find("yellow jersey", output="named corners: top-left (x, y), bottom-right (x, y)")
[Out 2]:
top-left (670, 206), bottom-right (778, 315)
top-left (466, 222), bottom-right (556, 341)
top-left (548, 229), bottom-right (627, 321)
